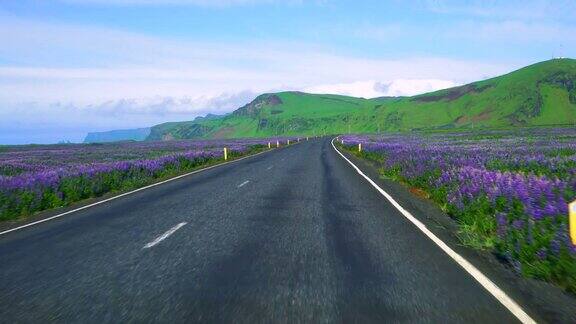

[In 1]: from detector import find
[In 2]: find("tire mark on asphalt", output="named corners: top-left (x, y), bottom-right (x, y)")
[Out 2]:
top-left (319, 142), bottom-right (406, 323)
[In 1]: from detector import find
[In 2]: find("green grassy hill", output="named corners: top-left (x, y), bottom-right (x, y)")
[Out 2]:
top-left (147, 92), bottom-right (379, 139)
top-left (147, 58), bottom-right (576, 140)
top-left (386, 58), bottom-right (576, 131)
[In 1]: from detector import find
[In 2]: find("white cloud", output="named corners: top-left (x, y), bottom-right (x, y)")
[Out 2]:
top-left (86, 91), bottom-right (257, 116)
top-left (448, 20), bottom-right (576, 43)
top-left (0, 91), bottom-right (258, 143)
top-left (345, 1), bottom-right (576, 47)
top-left (0, 55), bottom-right (508, 105)
top-left (304, 81), bottom-right (384, 98)
top-left (374, 79), bottom-right (458, 97)
top-left (0, 13), bottom-right (519, 143)
top-left (303, 79), bottom-right (457, 98)
top-left (0, 15), bottom-right (511, 103)
top-left (347, 19), bottom-right (576, 47)
top-left (419, 0), bottom-right (576, 20)
top-left (58, 0), bottom-right (310, 7)
top-left (0, 91), bottom-right (257, 123)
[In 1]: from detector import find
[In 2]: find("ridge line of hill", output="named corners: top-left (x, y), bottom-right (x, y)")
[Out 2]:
top-left (84, 58), bottom-right (576, 143)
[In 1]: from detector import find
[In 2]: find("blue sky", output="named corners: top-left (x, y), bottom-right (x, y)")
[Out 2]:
top-left (0, 0), bottom-right (574, 144)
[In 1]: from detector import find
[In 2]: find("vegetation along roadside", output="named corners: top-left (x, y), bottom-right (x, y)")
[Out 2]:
top-left (338, 128), bottom-right (576, 293)
top-left (0, 138), bottom-right (298, 222)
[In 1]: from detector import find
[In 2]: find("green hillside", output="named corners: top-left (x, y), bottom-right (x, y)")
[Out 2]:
top-left (387, 58), bottom-right (576, 130)
top-left (147, 92), bottom-right (379, 139)
top-left (147, 58), bottom-right (576, 140)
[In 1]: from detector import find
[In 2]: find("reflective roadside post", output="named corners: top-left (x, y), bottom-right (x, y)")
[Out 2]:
top-left (224, 147), bottom-right (228, 161)
top-left (268, 142), bottom-right (271, 149)
top-left (570, 200), bottom-right (576, 245)
top-left (358, 143), bottom-right (362, 152)
top-left (276, 140), bottom-right (280, 148)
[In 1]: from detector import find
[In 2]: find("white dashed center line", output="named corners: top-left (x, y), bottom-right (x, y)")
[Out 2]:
top-left (143, 222), bottom-right (187, 249)
top-left (238, 180), bottom-right (250, 188)
top-left (267, 166), bottom-right (273, 170)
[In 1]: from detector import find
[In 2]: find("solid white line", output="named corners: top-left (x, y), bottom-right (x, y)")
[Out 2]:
top-left (0, 148), bottom-right (274, 237)
top-left (238, 180), bottom-right (250, 188)
top-left (143, 222), bottom-right (187, 249)
top-left (331, 138), bottom-right (536, 324)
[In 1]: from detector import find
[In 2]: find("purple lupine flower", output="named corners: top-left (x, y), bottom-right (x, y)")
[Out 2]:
top-left (0, 136), bottom-right (298, 219)
top-left (536, 248), bottom-right (548, 261)
top-left (512, 220), bottom-right (525, 230)
top-left (340, 128), bottom-right (576, 280)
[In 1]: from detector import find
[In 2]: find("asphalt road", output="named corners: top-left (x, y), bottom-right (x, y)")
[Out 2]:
top-left (0, 137), bottom-right (523, 323)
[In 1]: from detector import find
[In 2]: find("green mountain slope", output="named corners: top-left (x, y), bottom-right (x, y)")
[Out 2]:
top-left (145, 58), bottom-right (576, 140)
top-left (386, 58), bottom-right (576, 130)
top-left (148, 92), bottom-right (380, 140)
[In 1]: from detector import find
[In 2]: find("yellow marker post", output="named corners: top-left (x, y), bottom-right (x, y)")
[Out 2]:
top-left (224, 147), bottom-right (228, 161)
top-left (276, 140), bottom-right (280, 148)
top-left (570, 200), bottom-right (576, 245)
top-left (358, 143), bottom-right (362, 152)
top-left (268, 142), bottom-right (271, 149)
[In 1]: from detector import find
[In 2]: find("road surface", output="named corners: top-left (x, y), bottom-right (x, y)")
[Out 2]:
top-left (0, 138), bottom-right (523, 323)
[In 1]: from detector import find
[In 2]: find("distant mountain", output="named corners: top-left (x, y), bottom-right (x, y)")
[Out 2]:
top-left (84, 127), bottom-right (151, 143)
top-left (84, 114), bottom-right (227, 143)
top-left (146, 92), bottom-right (375, 140)
top-left (193, 113), bottom-right (224, 122)
top-left (90, 58), bottom-right (576, 141)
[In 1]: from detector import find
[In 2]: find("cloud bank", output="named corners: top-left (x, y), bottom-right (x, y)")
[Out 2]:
top-left (59, 0), bottom-right (303, 7)
top-left (304, 79), bottom-right (458, 98)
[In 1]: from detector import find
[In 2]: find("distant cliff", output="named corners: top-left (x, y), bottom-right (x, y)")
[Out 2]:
top-left (84, 128), bottom-right (151, 143)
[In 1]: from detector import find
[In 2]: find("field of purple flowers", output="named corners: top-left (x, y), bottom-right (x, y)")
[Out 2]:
top-left (339, 128), bottom-right (576, 292)
top-left (0, 138), bottom-right (294, 222)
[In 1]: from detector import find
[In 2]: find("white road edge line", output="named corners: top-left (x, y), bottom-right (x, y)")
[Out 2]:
top-left (331, 137), bottom-right (536, 324)
top-left (143, 222), bottom-right (187, 249)
top-left (238, 180), bottom-right (250, 188)
top-left (0, 148), bottom-right (274, 237)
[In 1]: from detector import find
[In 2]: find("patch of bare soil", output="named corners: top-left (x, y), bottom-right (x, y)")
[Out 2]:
top-left (413, 84), bottom-right (493, 103)
top-left (409, 187), bottom-right (430, 199)
top-left (211, 127), bottom-right (236, 139)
